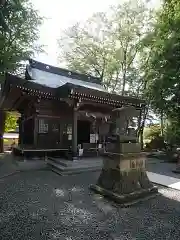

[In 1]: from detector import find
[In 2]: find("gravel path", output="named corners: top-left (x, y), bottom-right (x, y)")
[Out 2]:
top-left (0, 170), bottom-right (180, 240)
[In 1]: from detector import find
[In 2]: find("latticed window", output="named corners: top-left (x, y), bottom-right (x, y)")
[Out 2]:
top-left (38, 119), bottom-right (48, 133)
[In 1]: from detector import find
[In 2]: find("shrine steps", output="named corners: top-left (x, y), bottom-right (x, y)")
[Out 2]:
top-left (47, 157), bottom-right (103, 175)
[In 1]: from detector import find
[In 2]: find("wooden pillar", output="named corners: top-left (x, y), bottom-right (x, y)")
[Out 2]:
top-left (72, 107), bottom-right (78, 160)
top-left (18, 117), bottom-right (22, 145)
top-left (20, 114), bottom-right (26, 145)
top-left (33, 117), bottom-right (38, 148)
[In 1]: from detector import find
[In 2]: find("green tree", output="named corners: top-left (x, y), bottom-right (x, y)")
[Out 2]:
top-left (0, 0), bottom-right (43, 75)
top-left (145, 0), bottom-right (180, 115)
top-left (5, 112), bottom-right (18, 132)
top-left (58, 0), bottom-right (152, 95)
top-left (0, 0), bottom-right (43, 152)
top-left (144, 124), bottom-right (161, 141)
top-left (142, 0), bottom-right (180, 145)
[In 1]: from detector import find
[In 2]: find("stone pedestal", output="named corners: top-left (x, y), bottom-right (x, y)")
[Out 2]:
top-left (172, 163), bottom-right (180, 173)
top-left (90, 151), bottom-right (158, 206)
top-left (172, 150), bottom-right (180, 173)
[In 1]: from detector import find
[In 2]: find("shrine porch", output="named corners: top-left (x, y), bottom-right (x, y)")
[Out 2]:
top-left (12, 145), bottom-right (71, 159)
top-left (12, 143), bottom-right (102, 160)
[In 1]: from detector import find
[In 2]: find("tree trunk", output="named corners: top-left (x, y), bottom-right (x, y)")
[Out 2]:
top-left (139, 106), bottom-right (149, 150)
top-left (160, 110), bottom-right (164, 137)
top-left (0, 110), bottom-right (6, 153)
top-left (139, 127), bottom-right (144, 150)
top-left (121, 70), bottom-right (127, 96)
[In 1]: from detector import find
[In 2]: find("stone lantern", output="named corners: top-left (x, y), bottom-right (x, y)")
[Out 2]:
top-left (90, 106), bottom-right (158, 206)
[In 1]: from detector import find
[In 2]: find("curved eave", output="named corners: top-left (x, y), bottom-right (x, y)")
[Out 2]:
top-left (57, 83), bottom-right (145, 108)
top-left (69, 93), bottom-right (143, 108)
top-left (0, 74), bottom-right (56, 111)
top-left (0, 73), bottom-right (146, 111)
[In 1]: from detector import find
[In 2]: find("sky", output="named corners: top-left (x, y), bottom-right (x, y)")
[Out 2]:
top-left (32, 0), bottom-right (161, 67)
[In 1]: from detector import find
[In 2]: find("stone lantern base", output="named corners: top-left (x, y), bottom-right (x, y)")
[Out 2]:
top-left (172, 166), bottom-right (180, 173)
top-left (90, 152), bottom-right (158, 206)
top-left (172, 153), bottom-right (180, 173)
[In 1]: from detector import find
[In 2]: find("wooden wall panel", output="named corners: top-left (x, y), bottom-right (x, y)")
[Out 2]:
top-left (35, 115), bottom-right (72, 149)
top-left (35, 99), bottom-right (73, 117)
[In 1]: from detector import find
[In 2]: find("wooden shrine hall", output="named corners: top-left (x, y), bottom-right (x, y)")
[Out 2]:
top-left (0, 59), bottom-right (145, 160)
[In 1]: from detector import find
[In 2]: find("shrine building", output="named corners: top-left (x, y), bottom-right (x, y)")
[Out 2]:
top-left (0, 59), bottom-right (145, 159)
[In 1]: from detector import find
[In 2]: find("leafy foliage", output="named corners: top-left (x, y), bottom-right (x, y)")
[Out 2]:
top-left (145, 0), bottom-right (180, 114)
top-left (164, 120), bottom-right (180, 145)
top-left (144, 124), bottom-right (161, 141)
top-left (5, 112), bottom-right (18, 132)
top-left (0, 0), bottom-right (43, 76)
top-left (58, 0), bottom-right (153, 95)
top-left (141, 0), bottom-right (180, 145)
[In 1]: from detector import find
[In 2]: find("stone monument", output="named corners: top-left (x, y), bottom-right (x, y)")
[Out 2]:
top-left (90, 106), bottom-right (158, 206)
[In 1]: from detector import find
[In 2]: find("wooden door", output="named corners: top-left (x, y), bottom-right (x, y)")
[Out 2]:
top-left (49, 118), bottom-right (61, 148)
top-left (36, 118), bottom-right (50, 149)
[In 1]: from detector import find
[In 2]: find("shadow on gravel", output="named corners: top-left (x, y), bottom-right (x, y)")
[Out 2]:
top-left (0, 171), bottom-right (180, 239)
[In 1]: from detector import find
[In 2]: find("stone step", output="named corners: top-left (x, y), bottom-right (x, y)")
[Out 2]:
top-left (48, 157), bottom-right (103, 168)
top-left (50, 165), bottom-right (101, 176)
top-left (47, 159), bottom-right (102, 170)
top-left (47, 159), bottom-right (102, 175)
top-left (48, 157), bottom-right (72, 167)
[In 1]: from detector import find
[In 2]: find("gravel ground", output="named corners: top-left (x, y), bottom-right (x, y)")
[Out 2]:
top-left (0, 170), bottom-right (180, 240)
